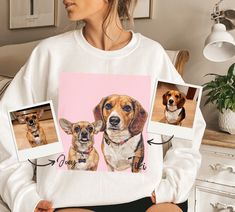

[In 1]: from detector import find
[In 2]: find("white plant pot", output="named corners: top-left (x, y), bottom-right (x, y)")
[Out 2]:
top-left (218, 109), bottom-right (235, 134)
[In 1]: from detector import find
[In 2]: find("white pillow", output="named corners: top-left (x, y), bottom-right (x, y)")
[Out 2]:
top-left (0, 40), bottom-right (40, 77)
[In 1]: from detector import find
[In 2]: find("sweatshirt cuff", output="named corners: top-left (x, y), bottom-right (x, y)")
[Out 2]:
top-left (13, 184), bottom-right (42, 212)
top-left (154, 179), bottom-right (174, 203)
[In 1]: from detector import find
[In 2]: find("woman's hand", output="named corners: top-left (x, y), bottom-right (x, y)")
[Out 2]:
top-left (34, 200), bottom-right (54, 212)
top-left (151, 191), bottom-right (156, 203)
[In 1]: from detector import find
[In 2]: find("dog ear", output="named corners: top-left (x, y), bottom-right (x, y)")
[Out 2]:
top-left (178, 93), bottom-right (186, 108)
top-left (162, 91), bottom-right (169, 106)
top-left (17, 115), bottom-right (26, 124)
top-left (37, 109), bottom-right (44, 119)
top-left (92, 120), bottom-right (103, 134)
top-left (59, 118), bottom-right (73, 135)
top-left (93, 97), bottom-right (107, 131)
top-left (129, 100), bottom-right (148, 136)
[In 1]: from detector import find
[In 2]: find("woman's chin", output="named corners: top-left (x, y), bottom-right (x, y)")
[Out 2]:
top-left (67, 12), bottom-right (82, 21)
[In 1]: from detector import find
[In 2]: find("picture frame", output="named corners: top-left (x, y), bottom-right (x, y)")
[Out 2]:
top-left (147, 79), bottom-right (202, 140)
top-left (134, 0), bottom-right (152, 19)
top-left (8, 100), bottom-right (63, 161)
top-left (9, 0), bottom-right (56, 29)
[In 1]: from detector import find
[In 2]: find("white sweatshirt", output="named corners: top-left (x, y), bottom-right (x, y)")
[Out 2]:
top-left (0, 29), bottom-right (206, 212)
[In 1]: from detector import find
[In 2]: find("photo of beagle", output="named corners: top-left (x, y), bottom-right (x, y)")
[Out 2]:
top-left (93, 94), bottom-right (148, 173)
top-left (162, 90), bottom-right (186, 125)
top-left (59, 119), bottom-right (102, 170)
top-left (17, 109), bottom-right (48, 147)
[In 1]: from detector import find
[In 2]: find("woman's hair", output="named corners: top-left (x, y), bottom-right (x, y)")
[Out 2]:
top-left (75, 0), bottom-right (137, 35)
top-left (101, 0), bottom-right (137, 37)
top-left (104, 0), bottom-right (137, 28)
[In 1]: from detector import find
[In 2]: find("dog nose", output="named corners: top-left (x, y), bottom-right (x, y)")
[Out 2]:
top-left (169, 99), bottom-right (174, 105)
top-left (109, 116), bottom-right (120, 126)
top-left (29, 120), bottom-right (34, 124)
top-left (81, 131), bottom-right (88, 138)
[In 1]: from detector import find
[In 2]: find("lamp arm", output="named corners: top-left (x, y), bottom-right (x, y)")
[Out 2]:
top-left (215, 0), bottom-right (224, 6)
top-left (212, 0), bottom-right (225, 23)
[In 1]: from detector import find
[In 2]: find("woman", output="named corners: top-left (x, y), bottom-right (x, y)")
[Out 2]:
top-left (0, 0), bottom-right (205, 212)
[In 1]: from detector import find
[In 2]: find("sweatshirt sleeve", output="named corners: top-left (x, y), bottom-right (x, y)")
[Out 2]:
top-left (154, 48), bottom-right (206, 203)
top-left (0, 45), bottom-right (47, 211)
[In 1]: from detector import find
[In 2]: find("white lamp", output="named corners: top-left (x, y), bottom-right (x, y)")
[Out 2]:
top-left (203, 23), bottom-right (235, 62)
top-left (203, 0), bottom-right (235, 62)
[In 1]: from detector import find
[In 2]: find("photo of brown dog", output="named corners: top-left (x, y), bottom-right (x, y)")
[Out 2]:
top-left (162, 90), bottom-right (186, 126)
top-left (9, 101), bottom-right (63, 161)
top-left (93, 94), bottom-right (148, 173)
top-left (17, 109), bottom-right (48, 147)
top-left (151, 81), bottom-right (200, 128)
top-left (10, 102), bottom-right (59, 150)
top-left (148, 80), bottom-right (202, 140)
top-left (59, 119), bottom-right (102, 170)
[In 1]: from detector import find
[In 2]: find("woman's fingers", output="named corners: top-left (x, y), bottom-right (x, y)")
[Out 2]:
top-left (151, 191), bottom-right (156, 203)
top-left (38, 200), bottom-right (53, 209)
top-left (35, 200), bottom-right (54, 212)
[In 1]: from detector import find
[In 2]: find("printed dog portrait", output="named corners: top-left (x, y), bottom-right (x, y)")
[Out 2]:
top-left (162, 90), bottom-right (186, 125)
top-left (93, 94), bottom-right (148, 173)
top-left (17, 109), bottom-right (48, 147)
top-left (59, 119), bottom-right (102, 170)
top-left (58, 73), bottom-right (151, 172)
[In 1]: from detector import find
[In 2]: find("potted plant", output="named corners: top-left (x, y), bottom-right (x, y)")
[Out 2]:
top-left (203, 63), bottom-right (235, 134)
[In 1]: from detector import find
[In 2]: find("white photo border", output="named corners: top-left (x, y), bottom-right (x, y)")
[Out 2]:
top-left (8, 100), bottom-right (63, 161)
top-left (147, 79), bottom-right (202, 140)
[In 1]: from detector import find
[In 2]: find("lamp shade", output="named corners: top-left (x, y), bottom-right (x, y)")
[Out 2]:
top-left (203, 23), bottom-right (235, 62)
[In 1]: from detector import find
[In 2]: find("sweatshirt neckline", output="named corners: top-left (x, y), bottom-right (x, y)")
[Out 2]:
top-left (74, 27), bottom-right (140, 59)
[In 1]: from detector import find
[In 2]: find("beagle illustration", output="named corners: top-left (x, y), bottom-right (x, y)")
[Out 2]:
top-left (162, 90), bottom-right (186, 125)
top-left (93, 94), bottom-right (148, 173)
top-left (59, 119), bottom-right (102, 170)
top-left (17, 109), bottom-right (48, 147)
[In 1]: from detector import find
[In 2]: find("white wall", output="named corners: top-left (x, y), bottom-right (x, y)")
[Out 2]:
top-left (134, 0), bottom-right (235, 130)
top-left (1, 0), bottom-right (235, 129)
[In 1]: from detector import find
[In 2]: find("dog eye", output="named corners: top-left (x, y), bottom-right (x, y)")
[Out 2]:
top-left (167, 93), bottom-right (171, 97)
top-left (87, 126), bottom-right (94, 133)
top-left (25, 117), bottom-right (29, 122)
top-left (74, 126), bottom-right (80, 133)
top-left (32, 115), bottom-right (36, 119)
top-left (104, 103), bottom-right (112, 110)
top-left (123, 105), bottom-right (132, 112)
top-left (175, 95), bottom-right (179, 98)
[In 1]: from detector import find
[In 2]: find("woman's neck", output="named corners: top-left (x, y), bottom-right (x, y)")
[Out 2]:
top-left (83, 17), bottom-right (132, 51)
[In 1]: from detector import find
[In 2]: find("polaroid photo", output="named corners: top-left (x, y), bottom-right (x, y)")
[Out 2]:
top-left (57, 73), bottom-right (151, 173)
top-left (8, 100), bottom-right (63, 161)
top-left (147, 79), bottom-right (202, 140)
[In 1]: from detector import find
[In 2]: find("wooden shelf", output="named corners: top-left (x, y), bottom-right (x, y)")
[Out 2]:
top-left (202, 128), bottom-right (235, 148)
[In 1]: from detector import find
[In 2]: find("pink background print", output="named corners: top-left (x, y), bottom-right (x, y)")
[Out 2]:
top-left (58, 73), bottom-right (151, 172)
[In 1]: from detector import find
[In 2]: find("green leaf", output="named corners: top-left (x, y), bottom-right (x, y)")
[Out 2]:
top-left (204, 98), bottom-right (211, 106)
top-left (227, 63), bottom-right (235, 80)
top-left (203, 63), bottom-right (235, 111)
top-left (233, 93), bottom-right (235, 102)
top-left (224, 99), bottom-right (230, 109)
top-left (232, 103), bottom-right (235, 112)
top-left (204, 73), bottom-right (223, 77)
